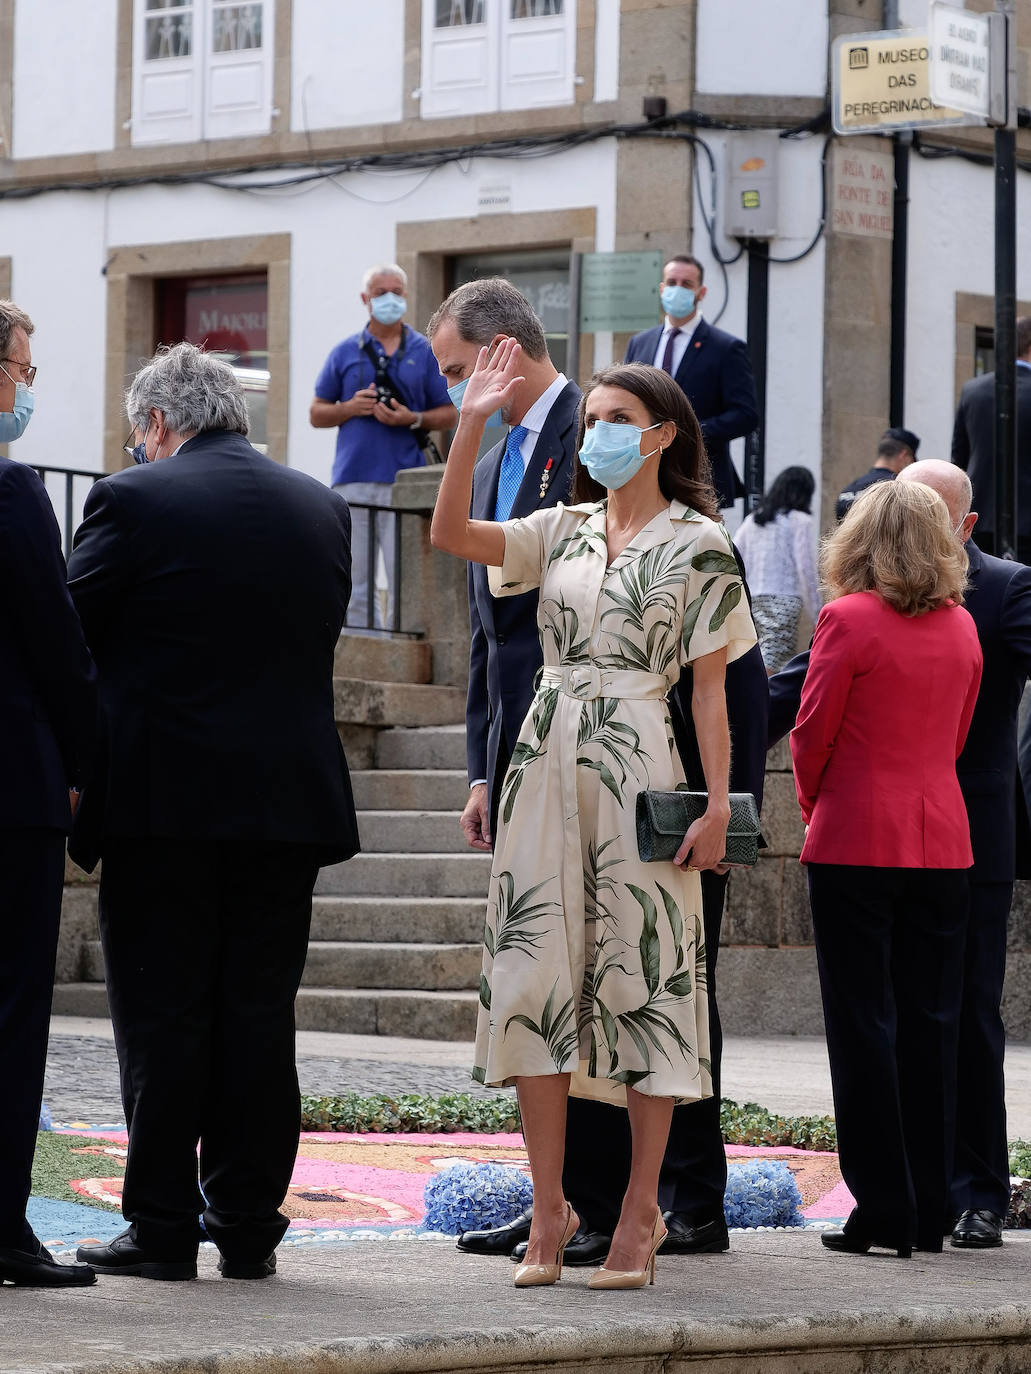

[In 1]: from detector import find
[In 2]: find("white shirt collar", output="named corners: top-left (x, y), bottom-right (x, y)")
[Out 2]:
top-left (662, 311), bottom-right (703, 343)
top-left (518, 373), bottom-right (569, 437)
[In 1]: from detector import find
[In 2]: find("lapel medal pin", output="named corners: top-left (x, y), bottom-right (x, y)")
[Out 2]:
top-left (539, 457), bottom-right (554, 501)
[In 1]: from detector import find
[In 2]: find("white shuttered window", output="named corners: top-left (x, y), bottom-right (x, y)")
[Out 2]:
top-left (420, 0), bottom-right (576, 121)
top-left (133, 0), bottom-right (275, 144)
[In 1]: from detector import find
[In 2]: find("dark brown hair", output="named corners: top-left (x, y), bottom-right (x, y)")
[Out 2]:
top-left (570, 363), bottom-right (719, 519)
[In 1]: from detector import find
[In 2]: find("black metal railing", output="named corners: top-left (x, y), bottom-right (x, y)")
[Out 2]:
top-left (31, 464), bottom-right (104, 558)
top-left (28, 472), bottom-right (408, 636)
top-left (335, 500), bottom-right (411, 636)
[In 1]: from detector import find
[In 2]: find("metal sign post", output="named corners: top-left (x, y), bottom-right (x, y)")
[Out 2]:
top-left (989, 0), bottom-right (1018, 558)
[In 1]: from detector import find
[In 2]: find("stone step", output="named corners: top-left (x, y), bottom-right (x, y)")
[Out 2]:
top-left (49, 982), bottom-right (479, 1040)
top-left (357, 810), bottom-right (465, 853)
top-left (334, 679), bottom-right (465, 729)
top-left (351, 769), bottom-right (471, 812)
top-left (310, 896), bottom-right (485, 944)
top-left (80, 936), bottom-right (480, 993)
top-left (294, 987), bottom-right (478, 1039)
top-left (315, 852), bottom-right (492, 897)
top-left (334, 633), bottom-right (431, 685)
top-left (301, 941), bottom-right (480, 991)
top-left (374, 725), bottom-right (468, 771)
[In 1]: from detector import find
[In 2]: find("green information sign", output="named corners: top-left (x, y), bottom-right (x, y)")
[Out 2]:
top-left (578, 251), bottom-right (662, 332)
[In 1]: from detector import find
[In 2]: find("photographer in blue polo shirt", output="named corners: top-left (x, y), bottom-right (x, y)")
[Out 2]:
top-left (311, 264), bottom-right (456, 627)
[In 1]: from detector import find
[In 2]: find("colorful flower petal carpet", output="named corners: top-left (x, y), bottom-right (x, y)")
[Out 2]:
top-left (29, 1124), bottom-right (853, 1254)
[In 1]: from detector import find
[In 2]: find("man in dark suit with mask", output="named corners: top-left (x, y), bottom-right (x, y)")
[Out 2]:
top-left (430, 283), bottom-right (769, 1260)
top-left (624, 256), bottom-right (758, 509)
top-left (68, 343), bottom-right (358, 1282)
top-left (0, 446), bottom-right (96, 1288)
top-left (770, 459), bottom-right (1031, 1251)
top-left (952, 315), bottom-right (1031, 562)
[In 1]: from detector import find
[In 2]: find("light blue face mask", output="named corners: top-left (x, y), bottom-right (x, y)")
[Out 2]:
top-left (446, 375), bottom-right (503, 428)
top-left (660, 284), bottom-right (696, 319)
top-left (369, 292), bottom-right (407, 325)
top-left (0, 382), bottom-right (34, 443)
top-left (579, 419), bottom-right (662, 490)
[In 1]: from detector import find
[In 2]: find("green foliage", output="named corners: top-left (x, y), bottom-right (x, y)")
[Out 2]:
top-left (720, 1099), bottom-right (838, 1153)
top-left (299, 1091), bottom-right (521, 1135)
top-left (296, 1095), bottom-right (1027, 1171)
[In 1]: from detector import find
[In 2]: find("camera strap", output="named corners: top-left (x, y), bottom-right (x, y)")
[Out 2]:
top-left (359, 327), bottom-right (443, 464)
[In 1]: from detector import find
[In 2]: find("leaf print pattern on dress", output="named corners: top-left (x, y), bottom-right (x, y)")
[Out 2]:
top-left (474, 500), bottom-right (758, 1102)
top-left (576, 698), bottom-right (650, 804)
top-left (505, 981), bottom-right (579, 1071)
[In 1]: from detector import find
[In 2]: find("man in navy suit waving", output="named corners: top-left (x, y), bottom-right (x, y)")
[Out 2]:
top-left (428, 279), bottom-right (581, 846)
top-left (625, 256), bottom-right (757, 509)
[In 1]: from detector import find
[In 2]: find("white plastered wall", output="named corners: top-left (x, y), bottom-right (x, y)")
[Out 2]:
top-left (1, 139), bottom-right (619, 482)
top-left (691, 134), bottom-right (827, 531)
top-left (12, 0), bottom-right (119, 158)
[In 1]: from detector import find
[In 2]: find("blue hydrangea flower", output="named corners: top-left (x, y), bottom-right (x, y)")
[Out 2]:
top-left (723, 1159), bottom-right (805, 1229)
top-left (38, 1102), bottom-right (53, 1132)
top-left (423, 1162), bottom-right (533, 1235)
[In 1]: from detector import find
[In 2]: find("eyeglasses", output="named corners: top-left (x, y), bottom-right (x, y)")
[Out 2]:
top-left (0, 358), bottom-right (37, 385)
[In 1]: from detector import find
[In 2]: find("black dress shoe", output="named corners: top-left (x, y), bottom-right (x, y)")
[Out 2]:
top-left (218, 1253), bottom-right (276, 1279)
top-left (456, 1208), bottom-right (532, 1256)
top-left (76, 1228), bottom-right (197, 1281)
top-left (659, 1213), bottom-right (730, 1255)
top-left (511, 1226), bottom-right (612, 1266)
top-left (0, 1241), bottom-right (96, 1287)
top-left (820, 1227), bottom-right (911, 1259)
top-left (951, 1209), bottom-right (1004, 1249)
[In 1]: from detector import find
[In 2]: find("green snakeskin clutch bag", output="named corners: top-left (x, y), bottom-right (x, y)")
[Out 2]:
top-left (635, 788), bottom-right (764, 867)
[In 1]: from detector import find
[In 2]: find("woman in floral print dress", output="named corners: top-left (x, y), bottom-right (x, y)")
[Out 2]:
top-left (432, 347), bottom-right (756, 1288)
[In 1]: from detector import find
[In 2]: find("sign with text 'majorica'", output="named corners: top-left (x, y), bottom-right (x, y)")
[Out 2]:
top-left (832, 28), bottom-right (972, 135)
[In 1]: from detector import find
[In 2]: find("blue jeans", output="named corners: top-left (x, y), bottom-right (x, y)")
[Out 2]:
top-left (334, 481), bottom-right (394, 629)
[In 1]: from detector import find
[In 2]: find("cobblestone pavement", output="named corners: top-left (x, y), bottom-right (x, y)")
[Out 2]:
top-left (44, 1018), bottom-right (1031, 1136)
top-left (43, 1032), bottom-right (502, 1124)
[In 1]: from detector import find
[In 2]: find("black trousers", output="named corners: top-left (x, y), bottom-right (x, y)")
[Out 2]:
top-left (0, 828), bottom-right (65, 1248)
top-left (562, 871), bottom-right (729, 1233)
top-left (98, 838), bottom-right (319, 1262)
top-left (953, 880), bottom-right (1013, 1217)
top-left (808, 863), bottom-right (968, 1244)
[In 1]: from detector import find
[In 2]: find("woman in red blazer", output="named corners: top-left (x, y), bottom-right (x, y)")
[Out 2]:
top-left (791, 480), bottom-right (982, 1259)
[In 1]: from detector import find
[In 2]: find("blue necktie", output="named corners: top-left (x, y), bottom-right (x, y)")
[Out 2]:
top-left (494, 425), bottom-right (529, 522)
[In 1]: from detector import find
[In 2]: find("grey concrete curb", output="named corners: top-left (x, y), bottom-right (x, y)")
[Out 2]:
top-left (28, 1304), bottom-right (1031, 1374)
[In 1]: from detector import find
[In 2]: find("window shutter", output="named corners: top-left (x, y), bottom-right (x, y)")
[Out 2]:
top-left (203, 0), bottom-right (275, 139)
top-left (500, 0), bottom-right (576, 111)
top-left (419, 0), bottom-right (498, 120)
top-left (132, 0), bottom-right (202, 144)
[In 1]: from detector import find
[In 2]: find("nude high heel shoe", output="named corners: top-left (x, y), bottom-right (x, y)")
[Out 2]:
top-left (513, 1205), bottom-right (579, 1288)
top-left (587, 1208), bottom-right (667, 1290)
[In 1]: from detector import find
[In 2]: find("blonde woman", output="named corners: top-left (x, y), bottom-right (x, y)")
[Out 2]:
top-left (791, 480), bottom-right (982, 1260)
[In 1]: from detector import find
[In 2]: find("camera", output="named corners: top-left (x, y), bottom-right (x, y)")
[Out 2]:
top-left (376, 383), bottom-right (395, 406)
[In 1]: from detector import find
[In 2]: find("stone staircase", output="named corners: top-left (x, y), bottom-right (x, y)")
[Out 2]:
top-left (53, 625), bottom-right (490, 1041)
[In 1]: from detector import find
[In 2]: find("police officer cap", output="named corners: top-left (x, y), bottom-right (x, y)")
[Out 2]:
top-left (882, 426), bottom-right (920, 454)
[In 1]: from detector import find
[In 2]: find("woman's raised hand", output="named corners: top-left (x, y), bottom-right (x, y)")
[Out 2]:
top-left (458, 337), bottom-right (525, 421)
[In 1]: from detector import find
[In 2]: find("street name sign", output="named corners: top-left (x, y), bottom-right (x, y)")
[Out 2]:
top-left (929, 3), bottom-right (991, 119)
top-left (832, 28), bottom-right (972, 134)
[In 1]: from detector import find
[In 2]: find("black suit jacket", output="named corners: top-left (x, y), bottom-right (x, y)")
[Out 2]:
top-left (624, 318), bottom-right (758, 509)
top-left (0, 459), bottom-right (95, 831)
top-left (467, 380), bottom-right (581, 829)
top-left (952, 365), bottom-right (1031, 538)
top-left (66, 431), bottom-right (358, 870)
top-left (768, 540), bottom-right (1031, 883)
